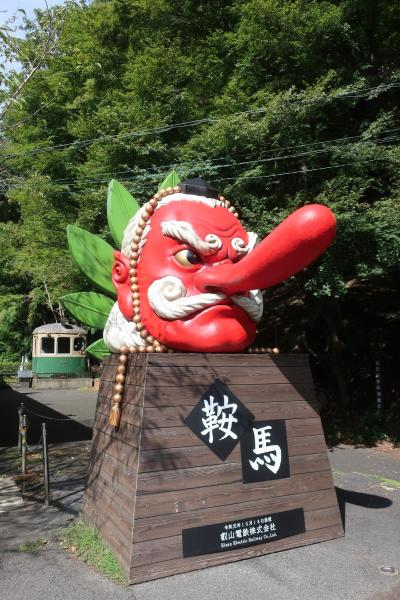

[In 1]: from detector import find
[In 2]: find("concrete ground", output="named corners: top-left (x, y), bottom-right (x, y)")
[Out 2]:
top-left (0, 386), bottom-right (399, 600)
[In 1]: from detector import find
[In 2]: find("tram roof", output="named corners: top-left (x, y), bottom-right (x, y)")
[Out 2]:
top-left (33, 322), bottom-right (87, 335)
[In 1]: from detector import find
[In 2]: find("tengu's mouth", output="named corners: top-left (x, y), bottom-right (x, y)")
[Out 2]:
top-left (147, 275), bottom-right (263, 323)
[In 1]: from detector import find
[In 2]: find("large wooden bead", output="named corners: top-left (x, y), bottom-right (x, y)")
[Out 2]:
top-left (117, 365), bottom-right (126, 374)
top-left (112, 393), bottom-right (122, 403)
top-left (115, 373), bottom-right (125, 384)
top-left (118, 354), bottom-right (128, 365)
top-left (114, 383), bottom-right (124, 394)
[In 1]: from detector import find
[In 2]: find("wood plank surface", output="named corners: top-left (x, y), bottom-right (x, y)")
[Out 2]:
top-left (128, 524), bottom-right (343, 584)
top-left (94, 402), bottom-right (318, 438)
top-left (91, 427), bottom-right (139, 470)
top-left (130, 502), bottom-right (342, 568)
top-left (136, 453), bottom-right (331, 494)
top-left (133, 488), bottom-right (339, 544)
top-left (144, 366), bottom-right (313, 387)
top-left (147, 353), bottom-right (310, 367)
top-left (84, 352), bottom-right (342, 585)
top-left (137, 434), bottom-right (327, 473)
top-left (135, 470), bottom-right (334, 518)
top-left (92, 411), bottom-right (323, 450)
top-left (97, 383), bottom-right (318, 407)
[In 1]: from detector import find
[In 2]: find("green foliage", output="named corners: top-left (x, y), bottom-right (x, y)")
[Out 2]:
top-left (61, 292), bottom-right (114, 330)
top-left (85, 338), bottom-right (111, 360)
top-left (67, 225), bottom-right (116, 298)
top-left (107, 179), bottom-right (140, 248)
top-left (0, 0), bottom-right (399, 412)
top-left (62, 519), bottom-right (127, 585)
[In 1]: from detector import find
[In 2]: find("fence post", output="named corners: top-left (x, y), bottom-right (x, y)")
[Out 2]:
top-left (18, 403), bottom-right (24, 453)
top-left (42, 423), bottom-right (50, 506)
top-left (21, 413), bottom-right (28, 474)
top-left (376, 359), bottom-right (383, 416)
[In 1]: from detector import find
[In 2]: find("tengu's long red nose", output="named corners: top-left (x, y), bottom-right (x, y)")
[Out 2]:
top-left (194, 204), bottom-right (336, 295)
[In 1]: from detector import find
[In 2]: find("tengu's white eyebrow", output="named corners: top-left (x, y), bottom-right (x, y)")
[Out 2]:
top-left (161, 220), bottom-right (222, 255)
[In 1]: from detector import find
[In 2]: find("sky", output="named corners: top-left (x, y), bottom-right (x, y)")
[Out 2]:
top-left (0, 0), bottom-right (64, 72)
top-left (0, 0), bottom-right (62, 27)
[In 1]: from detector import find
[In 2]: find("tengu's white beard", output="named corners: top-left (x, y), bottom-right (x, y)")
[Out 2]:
top-left (103, 302), bottom-right (143, 352)
top-left (102, 281), bottom-right (264, 352)
top-left (148, 276), bottom-right (263, 322)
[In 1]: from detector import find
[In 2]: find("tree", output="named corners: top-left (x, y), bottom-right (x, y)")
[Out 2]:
top-left (0, 0), bottom-right (399, 413)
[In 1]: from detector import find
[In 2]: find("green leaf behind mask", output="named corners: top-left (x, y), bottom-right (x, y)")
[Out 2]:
top-left (61, 292), bottom-right (114, 329)
top-left (107, 179), bottom-right (140, 248)
top-left (67, 225), bottom-right (116, 297)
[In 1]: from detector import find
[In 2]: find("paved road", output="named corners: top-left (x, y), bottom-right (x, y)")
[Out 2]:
top-left (0, 442), bottom-right (399, 600)
top-left (0, 386), bottom-right (97, 446)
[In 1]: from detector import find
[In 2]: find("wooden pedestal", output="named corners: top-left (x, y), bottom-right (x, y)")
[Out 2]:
top-left (83, 353), bottom-right (343, 584)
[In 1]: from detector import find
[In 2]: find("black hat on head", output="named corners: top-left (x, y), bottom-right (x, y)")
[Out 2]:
top-left (179, 177), bottom-right (218, 199)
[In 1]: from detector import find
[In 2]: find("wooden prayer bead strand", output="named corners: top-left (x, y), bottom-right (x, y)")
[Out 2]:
top-left (108, 347), bottom-right (129, 427)
top-left (126, 187), bottom-right (181, 354)
top-left (219, 194), bottom-right (240, 219)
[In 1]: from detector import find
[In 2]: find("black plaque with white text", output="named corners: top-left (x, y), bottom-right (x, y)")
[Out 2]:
top-left (182, 508), bottom-right (305, 558)
top-left (240, 419), bottom-right (290, 484)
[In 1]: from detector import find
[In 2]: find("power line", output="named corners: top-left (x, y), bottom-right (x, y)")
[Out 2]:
top-left (3, 128), bottom-right (399, 187)
top-left (215, 156), bottom-right (394, 183)
top-left (3, 81), bottom-right (400, 159)
top-left (5, 153), bottom-right (394, 196)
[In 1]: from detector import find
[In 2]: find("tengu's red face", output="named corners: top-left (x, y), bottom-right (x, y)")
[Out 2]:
top-left (136, 200), bottom-right (257, 352)
top-left (112, 196), bottom-right (337, 353)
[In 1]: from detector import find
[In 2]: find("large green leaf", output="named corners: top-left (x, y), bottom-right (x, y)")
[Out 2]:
top-left (61, 292), bottom-right (114, 330)
top-left (85, 338), bottom-right (111, 360)
top-left (107, 179), bottom-right (140, 248)
top-left (158, 170), bottom-right (181, 191)
top-left (67, 225), bottom-right (116, 297)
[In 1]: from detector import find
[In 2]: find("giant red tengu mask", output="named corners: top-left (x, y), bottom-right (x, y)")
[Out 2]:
top-left (105, 178), bottom-right (336, 353)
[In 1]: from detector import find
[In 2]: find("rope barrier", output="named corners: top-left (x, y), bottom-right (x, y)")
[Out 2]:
top-left (23, 407), bottom-right (83, 422)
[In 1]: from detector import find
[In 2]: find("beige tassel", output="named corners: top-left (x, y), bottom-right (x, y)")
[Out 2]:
top-left (108, 402), bottom-right (122, 428)
top-left (108, 348), bottom-right (129, 428)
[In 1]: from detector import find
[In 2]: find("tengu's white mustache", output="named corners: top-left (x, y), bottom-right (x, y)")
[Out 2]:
top-left (148, 276), bottom-right (263, 322)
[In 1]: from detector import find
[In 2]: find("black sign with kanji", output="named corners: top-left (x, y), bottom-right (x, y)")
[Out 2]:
top-left (182, 508), bottom-right (305, 557)
top-left (184, 379), bottom-right (254, 461)
top-left (240, 419), bottom-right (290, 483)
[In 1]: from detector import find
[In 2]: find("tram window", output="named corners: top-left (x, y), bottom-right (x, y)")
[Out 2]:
top-left (57, 337), bottom-right (70, 354)
top-left (73, 337), bottom-right (85, 352)
top-left (41, 337), bottom-right (55, 354)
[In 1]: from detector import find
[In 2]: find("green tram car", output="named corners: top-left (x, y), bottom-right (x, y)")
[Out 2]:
top-left (32, 323), bottom-right (87, 378)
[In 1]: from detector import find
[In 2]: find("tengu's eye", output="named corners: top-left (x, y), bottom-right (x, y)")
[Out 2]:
top-left (174, 249), bottom-right (202, 267)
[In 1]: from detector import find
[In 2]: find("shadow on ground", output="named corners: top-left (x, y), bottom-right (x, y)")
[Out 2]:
top-left (0, 385), bottom-right (92, 447)
top-left (335, 487), bottom-right (392, 532)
